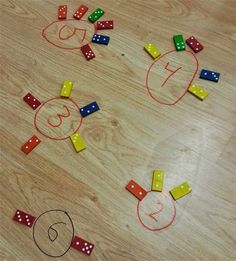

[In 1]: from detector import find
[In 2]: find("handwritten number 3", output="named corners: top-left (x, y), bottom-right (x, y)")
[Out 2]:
top-left (47, 105), bottom-right (71, 127)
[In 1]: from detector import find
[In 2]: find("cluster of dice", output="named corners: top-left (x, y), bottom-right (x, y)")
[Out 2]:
top-left (21, 81), bottom-right (100, 155)
top-left (16, 5), bottom-right (222, 258)
top-left (125, 34), bottom-right (222, 228)
top-left (144, 34), bottom-right (220, 101)
top-left (126, 170), bottom-right (192, 202)
top-left (58, 5), bottom-right (114, 60)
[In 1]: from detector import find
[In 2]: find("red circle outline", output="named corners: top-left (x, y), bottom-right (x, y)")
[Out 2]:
top-left (145, 50), bottom-right (199, 106)
top-left (137, 191), bottom-right (176, 232)
top-left (41, 19), bottom-right (97, 50)
top-left (34, 97), bottom-right (83, 141)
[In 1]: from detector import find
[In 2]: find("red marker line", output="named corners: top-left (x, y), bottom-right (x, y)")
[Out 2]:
top-left (161, 62), bottom-right (182, 87)
top-left (47, 105), bottom-right (70, 128)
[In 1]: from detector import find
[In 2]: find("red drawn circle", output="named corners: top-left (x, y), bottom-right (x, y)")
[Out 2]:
top-left (41, 19), bottom-right (97, 50)
top-left (137, 191), bottom-right (176, 232)
top-left (145, 50), bottom-right (199, 106)
top-left (34, 97), bottom-right (83, 141)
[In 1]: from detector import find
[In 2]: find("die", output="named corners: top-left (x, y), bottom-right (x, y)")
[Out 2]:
top-left (13, 209), bottom-right (36, 228)
top-left (188, 84), bottom-right (208, 100)
top-left (173, 35), bottom-right (185, 51)
top-left (126, 180), bottom-right (147, 201)
top-left (60, 80), bottom-right (73, 98)
top-left (80, 101), bottom-right (100, 117)
top-left (169, 182), bottom-right (192, 200)
top-left (71, 236), bottom-right (94, 256)
top-left (186, 36), bottom-right (204, 53)
top-left (70, 133), bottom-right (86, 153)
top-left (80, 44), bottom-right (95, 61)
top-left (58, 5), bottom-right (67, 20)
top-left (200, 69), bottom-right (220, 82)
top-left (88, 8), bottom-right (104, 23)
top-left (73, 5), bottom-right (88, 20)
top-left (23, 93), bottom-right (41, 110)
top-left (96, 20), bottom-right (114, 30)
top-left (151, 170), bottom-right (164, 192)
top-left (92, 34), bottom-right (110, 45)
top-left (144, 43), bottom-right (161, 59)
top-left (21, 135), bottom-right (41, 154)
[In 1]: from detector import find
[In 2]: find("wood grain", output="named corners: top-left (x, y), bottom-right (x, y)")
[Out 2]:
top-left (0, 0), bottom-right (236, 260)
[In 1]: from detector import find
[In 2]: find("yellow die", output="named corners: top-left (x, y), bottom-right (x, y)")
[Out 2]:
top-left (60, 80), bottom-right (73, 98)
top-left (151, 170), bottom-right (164, 192)
top-left (70, 133), bottom-right (86, 153)
top-left (188, 84), bottom-right (208, 101)
top-left (144, 43), bottom-right (161, 59)
top-left (169, 182), bottom-right (192, 200)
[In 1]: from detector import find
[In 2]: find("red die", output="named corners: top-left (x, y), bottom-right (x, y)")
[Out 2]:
top-left (96, 20), bottom-right (114, 30)
top-left (13, 209), bottom-right (36, 228)
top-left (186, 36), bottom-right (204, 53)
top-left (23, 92), bottom-right (41, 110)
top-left (126, 180), bottom-right (147, 201)
top-left (73, 5), bottom-right (88, 20)
top-left (80, 44), bottom-right (95, 61)
top-left (21, 135), bottom-right (41, 154)
top-left (58, 5), bottom-right (67, 20)
top-left (71, 236), bottom-right (94, 256)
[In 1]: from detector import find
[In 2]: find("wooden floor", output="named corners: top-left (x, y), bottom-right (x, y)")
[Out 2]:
top-left (1, 0), bottom-right (236, 260)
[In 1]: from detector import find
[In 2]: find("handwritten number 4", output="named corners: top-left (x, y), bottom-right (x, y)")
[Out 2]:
top-left (161, 62), bottom-right (182, 87)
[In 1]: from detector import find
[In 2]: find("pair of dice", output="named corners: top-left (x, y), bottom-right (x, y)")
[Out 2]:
top-left (13, 209), bottom-right (95, 256)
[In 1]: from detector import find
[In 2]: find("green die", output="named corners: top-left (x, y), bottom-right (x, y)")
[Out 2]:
top-left (88, 8), bottom-right (104, 23)
top-left (173, 35), bottom-right (185, 51)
